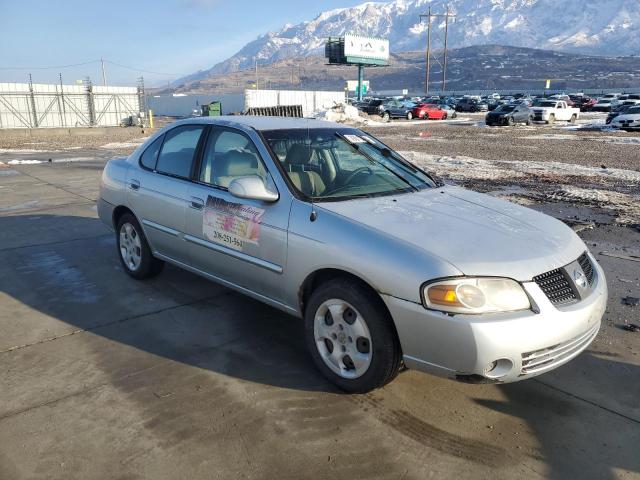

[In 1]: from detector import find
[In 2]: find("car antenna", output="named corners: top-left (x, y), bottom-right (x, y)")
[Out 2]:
top-left (308, 122), bottom-right (318, 222)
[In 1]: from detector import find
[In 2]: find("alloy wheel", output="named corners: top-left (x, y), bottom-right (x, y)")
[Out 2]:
top-left (313, 299), bottom-right (372, 379)
top-left (119, 222), bottom-right (142, 271)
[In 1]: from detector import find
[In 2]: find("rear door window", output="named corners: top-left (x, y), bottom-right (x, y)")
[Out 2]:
top-left (156, 125), bottom-right (206, 179)
top-left (199, 127), bottom-right (267, 188)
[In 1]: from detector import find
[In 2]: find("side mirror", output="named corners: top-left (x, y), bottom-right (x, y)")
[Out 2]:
top-left (228, 176), bottom-right (279, 203)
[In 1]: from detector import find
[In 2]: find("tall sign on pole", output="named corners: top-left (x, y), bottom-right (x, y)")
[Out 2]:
top-left (419, 5), bottom-right (455, 95)
top-left (325, 34), bottom-right (389, 102)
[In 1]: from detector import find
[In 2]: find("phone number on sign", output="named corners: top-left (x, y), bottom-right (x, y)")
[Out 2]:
top-left (212, 230), bottom-right (244, 249)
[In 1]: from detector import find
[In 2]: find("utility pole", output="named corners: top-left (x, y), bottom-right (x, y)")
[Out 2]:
top-left (443, 5), bottom-right (450, 92)
top-left (421, 7), bottom-right (432, 95)
top-left (100, 58), bottom-right (107, 86)
top-left (28, 73), bottom-right (38, 128)
top-left (254, 57), bottom-right (259, 90)
top-left (419, 5), bottom-right (455, 95)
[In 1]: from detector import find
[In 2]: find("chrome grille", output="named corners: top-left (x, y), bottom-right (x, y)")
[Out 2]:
top-left (577, 253), bottom-right (594, 286)
top-left (533, 268), bottom-right (576, 305)
top-left (521, 324), bottom-right (599, 375)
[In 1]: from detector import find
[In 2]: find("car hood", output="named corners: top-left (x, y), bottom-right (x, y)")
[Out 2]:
top-left (318, 185), bottom-right (585, 281)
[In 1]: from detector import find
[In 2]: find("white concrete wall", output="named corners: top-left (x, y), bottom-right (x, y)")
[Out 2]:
top-left (244, 89), bottom-right (346, 117)
top-left (0, 83), bottom-right (140, 129)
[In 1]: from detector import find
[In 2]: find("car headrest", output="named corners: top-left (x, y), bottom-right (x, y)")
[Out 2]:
top-left (218, 151), bottom-right (258, 176)
top-left (285, 143), bottom-right (313, 166)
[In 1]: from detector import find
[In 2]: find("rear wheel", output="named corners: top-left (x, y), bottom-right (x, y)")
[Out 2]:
top-left (547, 114), bottom-right (555, 125)
top-left (526, 116), bottom-right (532, 126)
top-left (507, 116), bottom-right (515, 126)
top-left (406, 111), bottom-right (413, 120)
top-left (382, 111), bottom-right (390, 122)
top-left (570, 114), bottom-right (577, 124)
top-left (116, 213), bottom-right (164, 279)
top-left (305, 278), bottom-right (402, 393)
top-left (442, 112), bottom-right (448, 120)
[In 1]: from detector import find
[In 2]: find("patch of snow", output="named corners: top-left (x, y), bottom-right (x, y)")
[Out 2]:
top-left (7, 159), bottom-right (42, 165)
top-left (100, 138), bottom-right (147, 149)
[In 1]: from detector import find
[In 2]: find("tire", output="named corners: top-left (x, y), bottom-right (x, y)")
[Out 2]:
top-left (570, 114), bottom-right (577, 124)
top-left (452, 112), bottom-right (457, 119)
top-left (382, 112), bottom-right (390, 122)
top-left (406, 112), bottom-right (413, 120)
top-left (116, 213), bottom-right (164, 280)
top-left (547, 114), bottom-right (555, 125)
top-left (304, 278), bottom-right (402, 393)
top-left (526, 116), bottom-right (532, 126)
top-left (507, 116), bottom-right (515, 126)
top-left (442, 113), bottom-right (448, 120)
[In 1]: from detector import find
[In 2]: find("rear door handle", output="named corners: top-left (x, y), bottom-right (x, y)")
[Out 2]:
top-left (128, 179), bottom-right (140, 190)
top-left (190, 196), bottom-right (204, 210)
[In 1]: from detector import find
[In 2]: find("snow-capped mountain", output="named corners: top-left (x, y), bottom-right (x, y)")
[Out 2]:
top-left (181, 0), bottom-right (639, 82)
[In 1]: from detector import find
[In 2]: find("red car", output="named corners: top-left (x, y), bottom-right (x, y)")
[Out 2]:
top-left (412, 103), bottom-right (448, 120)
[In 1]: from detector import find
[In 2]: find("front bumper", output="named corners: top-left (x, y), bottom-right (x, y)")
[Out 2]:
top-left (382, 255), bottom-right (607, 383)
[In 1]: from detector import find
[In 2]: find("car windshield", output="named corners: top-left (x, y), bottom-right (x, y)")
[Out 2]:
top-left (495, 105), bottom-right (516, 113)
top-left (261, 128), bottom-right (438, 201)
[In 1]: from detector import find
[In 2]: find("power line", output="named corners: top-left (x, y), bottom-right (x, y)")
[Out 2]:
top-left (0, 60), bottom-right (100, 70)
top-left (0, 59), bottom-right (187, 77)
top-left (103, 60), bottom-right (187, 77)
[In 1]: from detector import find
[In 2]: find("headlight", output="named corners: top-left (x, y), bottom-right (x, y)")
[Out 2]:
top-left (422, 277), bottom-right (531, 314)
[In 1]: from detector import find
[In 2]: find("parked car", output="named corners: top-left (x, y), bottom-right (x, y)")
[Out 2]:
top-left (438, 103), bottom-right (458, 119)
top-left (456, 98), bottom-right (488, 112)
top-left (606, 104), bottom-right (634, 124)
top-left (549, 95), bottom-right (575, 107)
top-left (532, 100), bottom-right (580, 124)
top-left (570, 95), bottom-right (597, 112)
top-left (485, 104), bottom-right (533, 126)
top-left (359, 99), bottom-right (385, 115)
top-left (592, 94), bottom-right (621, 112)
top-left (380, 100), bottom-right (415, 121)
top-left (98, 117), bottom-right (607, 393)
top-left (412, 103), bottom-right (448, 120)
top-left (610, 106), bottom-right (640, 131)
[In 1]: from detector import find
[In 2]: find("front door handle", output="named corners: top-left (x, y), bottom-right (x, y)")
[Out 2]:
top-left (190, 196), bottom-right (204, 210)
top-left (128, 179), bottom-right (140, 190)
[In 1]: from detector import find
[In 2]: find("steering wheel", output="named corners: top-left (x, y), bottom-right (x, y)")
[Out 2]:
top-left (344, 166), bottom-right (373, 185)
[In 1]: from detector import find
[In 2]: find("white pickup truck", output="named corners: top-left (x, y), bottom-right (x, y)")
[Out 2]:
top-left (532, 100), bottom-right (580, 124)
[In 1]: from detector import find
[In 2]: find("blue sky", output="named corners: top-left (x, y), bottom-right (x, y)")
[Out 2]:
top-left (0, 0), bottom-right (364, 86)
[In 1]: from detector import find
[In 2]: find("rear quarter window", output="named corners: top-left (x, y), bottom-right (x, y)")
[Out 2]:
top-left (139, 135), bottom-right (164, 170)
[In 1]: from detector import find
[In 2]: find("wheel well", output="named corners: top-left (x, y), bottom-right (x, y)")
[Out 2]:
top-left (299, 268), bottom-right (402, 353)
top-left (299, 269), bottom-right (384, 317)
top-left (112, 205), bottom-right (134, 229)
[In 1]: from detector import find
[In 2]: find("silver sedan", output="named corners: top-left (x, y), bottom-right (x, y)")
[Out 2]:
top-left (98, 116), bottom-right (607, 393)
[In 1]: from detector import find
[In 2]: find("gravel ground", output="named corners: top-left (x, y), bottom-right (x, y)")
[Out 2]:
top-left (364, 113), bottom-right (640, 171)
top-left (363, 113), bottom-right (640, 226)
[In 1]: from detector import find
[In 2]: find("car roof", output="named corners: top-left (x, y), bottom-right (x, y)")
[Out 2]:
top-left (172, 116), bottom-right (343, 131)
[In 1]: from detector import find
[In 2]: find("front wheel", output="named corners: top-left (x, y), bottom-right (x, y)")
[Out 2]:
top-left (526, 116), bottom-right (532, 126)
top-left (305, 278), bottom-right (402, 393)
top-left (116, 213), bottom-right (164, 279)
top-left (406, 111), bottom-right (413, 120)
top-left (547, 114), bottom-right (555, 125)
top-left (570, 114), bottom-right (577, 124)
top-left (382, 111), bottom-right (390, 122)
top-left (507, 116), bottom-right (515, 126)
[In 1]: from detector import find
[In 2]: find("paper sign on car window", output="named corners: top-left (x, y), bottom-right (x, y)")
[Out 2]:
top-left (343, 134), bottom-right (366, 144)
top-left (203, 196), bottom-right (265, 251)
